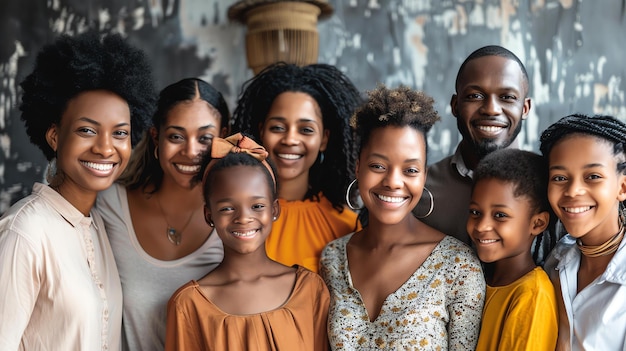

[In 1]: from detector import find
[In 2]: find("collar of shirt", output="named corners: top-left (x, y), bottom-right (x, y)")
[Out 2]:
top-left (554, 234), bottom-right (626, 285)
top-left (450, 146), bottom-right (473, 179)
top-left (32, 182), bottom-right (95, 230)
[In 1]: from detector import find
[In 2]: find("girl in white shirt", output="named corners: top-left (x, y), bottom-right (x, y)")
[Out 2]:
top-left (541, 113), bottom-right (626, 350)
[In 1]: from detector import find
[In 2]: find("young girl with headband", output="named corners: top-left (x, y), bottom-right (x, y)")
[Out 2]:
top-left (165, 133), bottom-right (329, 351)
top-left (541, 114), bottom-right (626, 350)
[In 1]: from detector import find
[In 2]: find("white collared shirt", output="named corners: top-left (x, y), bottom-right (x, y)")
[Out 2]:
top-left (544, 235), bottom-right (626, 350)
top-left (0, 183), bottom-right (122, 350)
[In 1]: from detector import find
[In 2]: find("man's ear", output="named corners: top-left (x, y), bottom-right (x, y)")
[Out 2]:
top-left (45, 124), bottom-right (59, 153)
top-left (530, 211), bottom-right (550, 236)
top-left (522, 97), bottom-right (532, 120)
top-left (450, 94), bottom-right (458, 118)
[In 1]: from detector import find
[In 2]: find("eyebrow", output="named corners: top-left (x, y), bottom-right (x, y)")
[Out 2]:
top-left (549, 163), bottom-right (606, 171)
top-left (463, 85), bottom-right (521, 93)
top-left (370, 153), bottom-right (422, 164)
top-left (165, 124), bottom-right (216, 132)
top-left (215, 195), bottom-right (269, 203)
top-left (78, 117), bottom-right (129, 128)
top-left (266, 116), bottom-right (320, 124)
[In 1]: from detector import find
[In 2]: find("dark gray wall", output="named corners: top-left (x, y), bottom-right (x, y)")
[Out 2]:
top-left (1, 0), bottom-right (625, 213)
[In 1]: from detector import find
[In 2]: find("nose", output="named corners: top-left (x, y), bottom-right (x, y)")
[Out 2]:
top-left (93, 133), bottom-right (115, 158)
top-left (564, 178), bottom-right (585, 197)
top-left (183, 140), bottom-right (206, 159)
top-left (280, 127), bottom-right (299, 146)
top-left (382, 168), bottom-right (403, 189)
top-left (480, 95), bottom-right (503, 116)
top-left (233, 207), bottom-right (253, 224)
top-left (469, 214), bottom-right (492, 234)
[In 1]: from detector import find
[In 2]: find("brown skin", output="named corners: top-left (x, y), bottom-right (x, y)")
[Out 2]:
top-left (199, 166), bottom-right (295, 315)
top-left (45, 90), bottom-right (132, 216)
top-left (127, 97), bottom-right (227, 261)
top-left (347, 126), bottom-right (445, 321)
top-left (467, 179), bottom-right (549, 286)
top-left (451, 55), bottom-right (531, 171)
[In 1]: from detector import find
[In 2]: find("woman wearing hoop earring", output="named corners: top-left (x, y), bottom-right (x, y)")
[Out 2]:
top-left (321, 85), bottom-right (485, 350)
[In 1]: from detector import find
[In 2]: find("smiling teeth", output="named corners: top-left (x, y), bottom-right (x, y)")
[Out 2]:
top-left (477, 126), bottom-right (504, 133)
top-left (83, 162), bottom-right (113, 171)
top-left (478, 239), bottom-right (498, 244)
top-left (377, 194), bottom-right (406, 203)
top-left (277, 154), bottom-right (301, 160)
top-left (176, 164), bottom-right (200, 172)
top-left (564, 206), bottom-right (592, 213)
top-left (232, 230), bottom-right (257, 237)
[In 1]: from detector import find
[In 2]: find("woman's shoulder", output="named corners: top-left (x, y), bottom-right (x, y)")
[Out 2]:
top-left (321, 233), bottom-right (352, 256)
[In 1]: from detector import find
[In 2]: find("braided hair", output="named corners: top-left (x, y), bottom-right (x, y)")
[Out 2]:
top-left (473, 148), bottom-right (556, 264)
top-left (540, 113), bottom-right (626, 175)
top-left (232, 62), bottom-right (362, 210)
top-left (540, 113), bottom-right (626, 248)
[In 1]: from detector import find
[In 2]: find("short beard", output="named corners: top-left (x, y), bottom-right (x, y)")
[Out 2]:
top-left (473, 122), bottom-right (522, 159)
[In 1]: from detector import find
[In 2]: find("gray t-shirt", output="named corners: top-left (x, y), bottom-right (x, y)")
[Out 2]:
top-left (96, 183), bottom-right (223, 351)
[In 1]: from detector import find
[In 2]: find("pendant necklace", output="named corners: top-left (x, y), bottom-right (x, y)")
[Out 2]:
top-left (156, 193), bottom-right (195, 246)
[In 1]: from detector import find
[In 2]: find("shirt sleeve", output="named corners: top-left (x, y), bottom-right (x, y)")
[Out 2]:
top-left (498, 287), bottom-right (558, 350)
top-left (0, 228), bottom-right (40, 350)
top-left (164, 287), bottom-right (203, 351)
top-left (312, 274), bottom-right (330, 351)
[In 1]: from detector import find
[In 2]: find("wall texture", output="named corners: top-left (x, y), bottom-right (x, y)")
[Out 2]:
top-left (1, 0), bottom-right (625, 213)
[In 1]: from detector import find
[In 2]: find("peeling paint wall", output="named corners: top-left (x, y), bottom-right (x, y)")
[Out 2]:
top-left (1, 0), bottom-right (625, 212)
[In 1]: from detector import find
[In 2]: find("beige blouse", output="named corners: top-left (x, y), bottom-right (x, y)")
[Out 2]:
top-left (0, 183), bottom-right (123, 350)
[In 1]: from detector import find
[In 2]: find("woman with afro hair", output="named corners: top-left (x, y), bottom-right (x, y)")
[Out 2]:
top-left (0, 30), bottom-right (156, 350)
top-left (232, 62), bottom-right (363, 273)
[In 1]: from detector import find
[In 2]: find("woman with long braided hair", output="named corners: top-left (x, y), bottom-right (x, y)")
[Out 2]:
top-left (541, 113), bottom-right (626, 350)
top-left (232, 62), bottom-right (362, 273)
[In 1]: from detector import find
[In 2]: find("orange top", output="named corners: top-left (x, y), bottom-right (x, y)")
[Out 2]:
top-left (165, 266), bottom-right (330, 351)
top-left (266, 193), bottom-right (361, 273)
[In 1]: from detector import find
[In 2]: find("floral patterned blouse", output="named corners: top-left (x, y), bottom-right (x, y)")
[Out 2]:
top-left (320, 234), bottom-right (485, 350)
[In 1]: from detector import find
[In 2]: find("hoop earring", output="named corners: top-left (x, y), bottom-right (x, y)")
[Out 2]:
top-left (345, 179), bottom-right (363, 211)
top-left (318, 151), bottom-right (325, 164)
top-left (415, 187), bottom-right (434, 219)
top-left (153, 146), bottom-right (159, 160)
top-left (45, 158), bottom-right (57, 184)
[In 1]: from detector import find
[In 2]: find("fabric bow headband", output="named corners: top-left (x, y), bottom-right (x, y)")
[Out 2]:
top-left (202, 133), bottom-right (276, 187)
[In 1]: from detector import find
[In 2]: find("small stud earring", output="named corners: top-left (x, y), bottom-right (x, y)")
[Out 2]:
top-left (273, 216), bottom-right (277, 221)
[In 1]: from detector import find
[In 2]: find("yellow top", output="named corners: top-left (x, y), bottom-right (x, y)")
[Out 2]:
top-left (266, 193), bottom-right (360, 273)
top-left (476, 267), bottom-right (558, 351)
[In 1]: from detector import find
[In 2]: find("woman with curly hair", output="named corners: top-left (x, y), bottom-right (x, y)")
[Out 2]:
top-left (232, 62), bottom-right (362, 273)
top-left (320, 85), bottom-right (485, 350)
top-left (0, 31), bottom-right (156, 350)
top-left (96, 77), bottom-right (229, 351)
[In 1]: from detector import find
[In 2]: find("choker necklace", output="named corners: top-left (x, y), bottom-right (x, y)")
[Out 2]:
top-left (156, 194), bottom-right (195, 246)
top-left (577, 226), bottom-right (625, 257)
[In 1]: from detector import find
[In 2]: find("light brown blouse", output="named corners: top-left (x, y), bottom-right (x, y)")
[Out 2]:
top-left (165, 266), bottom-right (329, 351)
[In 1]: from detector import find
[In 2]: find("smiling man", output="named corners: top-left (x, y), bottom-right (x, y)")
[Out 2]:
top-left (414, 45), bottom-right (531, 244)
